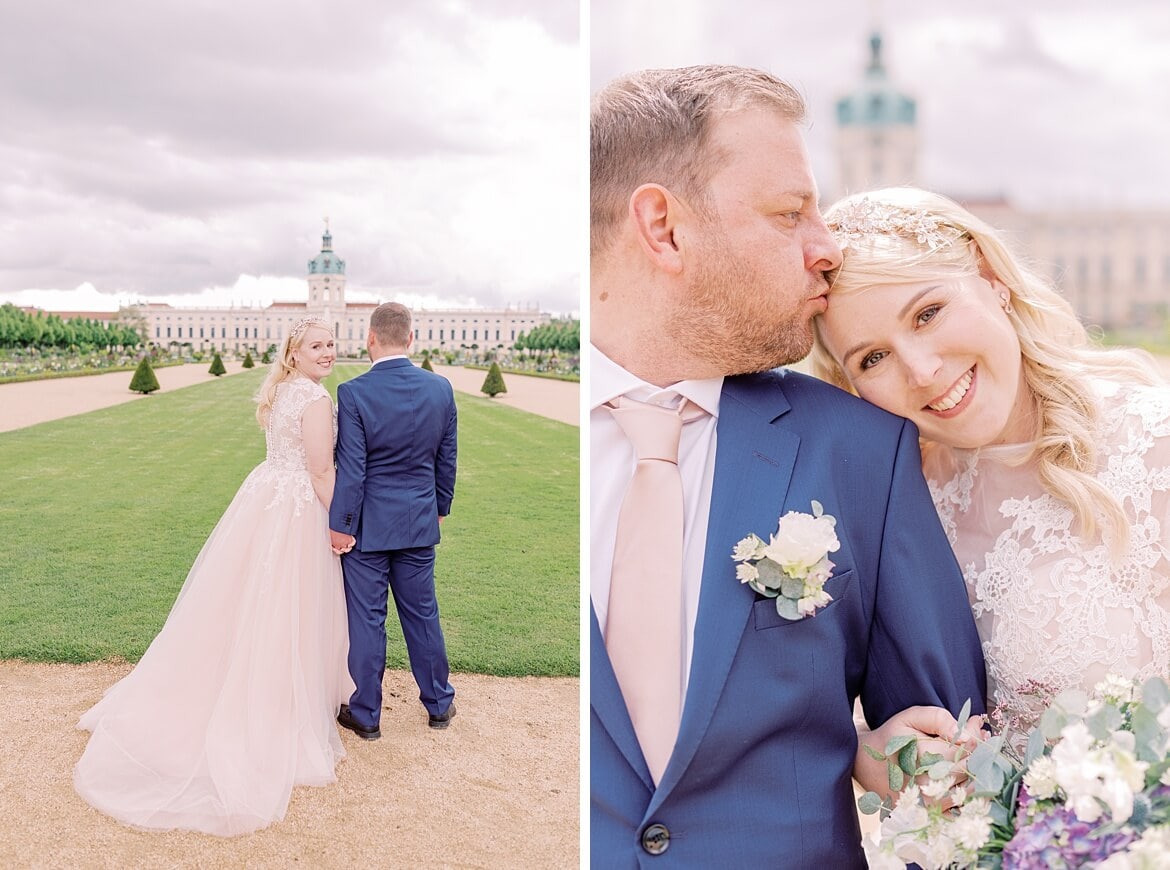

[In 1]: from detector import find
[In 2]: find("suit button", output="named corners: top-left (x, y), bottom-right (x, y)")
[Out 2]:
top-left (641, 823), bottom-right (670, 855)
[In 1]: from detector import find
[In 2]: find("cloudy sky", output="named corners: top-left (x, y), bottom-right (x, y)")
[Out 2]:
top-left (0, 0), bottom-right (580, 315)
top-left (592, 0), bottom-right (1170, 212)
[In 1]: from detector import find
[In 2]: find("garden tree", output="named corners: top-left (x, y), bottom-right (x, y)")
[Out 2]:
top-left (242, 351), bottom-right (255, 369)
top-left (209, 352), bottom-right (226, 376)
top-left (480, 361), bottom-right (507, 397)
top-left (113, 306), bottom-right (148, 345)
top-left (129, 356), bottom-right (160, 394)
top-left (420, 355), bottom-right (434, 372)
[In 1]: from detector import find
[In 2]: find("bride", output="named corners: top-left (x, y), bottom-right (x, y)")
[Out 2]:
top-left (74, 316), bottom-right (355, 836)
top-left (810, 187), bottom-right (1170, 774)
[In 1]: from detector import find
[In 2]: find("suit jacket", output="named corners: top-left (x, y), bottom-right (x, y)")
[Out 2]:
top-left (329, 358), bottom-right (457, 551)
top-left (591, 369), bottom-right (987, 868)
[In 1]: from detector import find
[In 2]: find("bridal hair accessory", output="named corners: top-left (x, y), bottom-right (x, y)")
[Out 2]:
top-left (289, 316), bottom-right (329, 344)
top-left (829, 198), bottom-right (961, 252)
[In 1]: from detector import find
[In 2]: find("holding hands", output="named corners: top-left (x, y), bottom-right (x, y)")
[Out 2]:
top-left (854, 705), bottom-right (985, 806)
top-left (330, 529), bottom-right (356, 556)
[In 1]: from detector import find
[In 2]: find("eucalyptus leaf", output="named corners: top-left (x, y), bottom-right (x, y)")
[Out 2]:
top-left (1129, 705), bottom-right (1165, 764)
top-left (927, 760), bottom-right (955, 780)
top-left (919, 751), bottom-right (945, 768)
top-left (775, 597), bottom-right (801, 621)
top-left (897, 741), bottom-right (918, 776)
top-left (1085, 702), bottom-right (1125, 741)
top-left (1039, 706), bottom-right (1071, 740)
top-left (888, 764), bottom-right (904, 793)
top-left (953, 698), bottom-right (972, 741)
top-left (968, 741), bottom-right (1007, 793)
top-left (883, 734), bottom-right (916, 757)
top-left (857, 791), bottom-right (883, 815)
top-left (1023, 727), bottom-right (1046, 767)
top-left (1143, 676), bottom-right (1170, 712)
top-left (754, 559), bottom-right (786, 591)
top-left (780, 575), bottom-right (805, 600)
top-left (861, 743), bottom-right (888, 762)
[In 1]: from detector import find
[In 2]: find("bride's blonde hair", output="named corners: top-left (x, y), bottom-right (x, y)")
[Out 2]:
top-left (255, 316), bottom-right (332, 427)
top-left (809, 186), bottom-right (1164, 551)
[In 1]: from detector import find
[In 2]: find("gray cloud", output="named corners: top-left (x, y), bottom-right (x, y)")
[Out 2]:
top-left (0, 0), bottom-right (580, 314)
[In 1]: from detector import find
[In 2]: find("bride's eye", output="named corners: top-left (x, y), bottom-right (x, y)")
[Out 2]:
top-left (915, 304), bottom-right (941, 327)
top-left (859, 349), bottom-right (887, 371)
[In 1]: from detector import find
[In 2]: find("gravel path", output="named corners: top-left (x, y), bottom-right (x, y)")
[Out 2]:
top-left (0, 661), bottom-right (579, 869)
top-left (0, 361), bottom-right (579, 433)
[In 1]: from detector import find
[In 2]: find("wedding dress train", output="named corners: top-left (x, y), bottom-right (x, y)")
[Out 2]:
top-left (74, 377), bottom-right (355, 836)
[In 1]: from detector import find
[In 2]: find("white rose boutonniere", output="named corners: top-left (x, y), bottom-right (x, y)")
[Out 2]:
top-left (731, 500), bottom-right (840, 620)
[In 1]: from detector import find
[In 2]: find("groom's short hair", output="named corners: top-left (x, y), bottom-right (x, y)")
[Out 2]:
top-left (590, 65), bottom-right (806, 257)
top-left (370, 302), bottom-right (412, 348)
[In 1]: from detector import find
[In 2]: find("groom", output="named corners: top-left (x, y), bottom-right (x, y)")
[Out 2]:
top-left (590, 66), bottom-right (987, 866)
top-left (330, 301), bottom-right (458, 738)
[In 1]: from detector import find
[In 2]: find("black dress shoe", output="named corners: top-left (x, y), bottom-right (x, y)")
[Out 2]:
top-left (337, 704), bottom-right (381, 740)
top-left (428, 703), bottom-right (456, 730)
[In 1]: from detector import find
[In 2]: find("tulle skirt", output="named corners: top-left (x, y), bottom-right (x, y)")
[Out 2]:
top-left (74, 463), bottom-right (355, 836)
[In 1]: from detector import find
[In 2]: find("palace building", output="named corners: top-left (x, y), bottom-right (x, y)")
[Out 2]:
top-left (137, 225), bottom-right (551, 357)
top-left (834, 32), bottom-right (1170, 333)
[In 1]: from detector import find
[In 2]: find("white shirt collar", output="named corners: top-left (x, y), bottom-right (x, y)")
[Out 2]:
top-left (370, 353), bottom-right (409, 367)
top-left (589, 343), bottom-right (722, 417)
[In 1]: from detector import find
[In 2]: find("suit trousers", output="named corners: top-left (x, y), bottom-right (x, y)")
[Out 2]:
top-left (341, 545), bottom-right (454, 724)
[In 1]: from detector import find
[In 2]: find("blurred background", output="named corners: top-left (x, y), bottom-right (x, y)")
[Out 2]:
top-left (591, 0), bottom-right (1170, 347)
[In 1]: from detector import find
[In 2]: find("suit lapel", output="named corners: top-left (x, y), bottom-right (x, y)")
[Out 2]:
top-left (591, 606), bottom-right (654, 787)
top-left (649, 372), bottom-right (799, 806)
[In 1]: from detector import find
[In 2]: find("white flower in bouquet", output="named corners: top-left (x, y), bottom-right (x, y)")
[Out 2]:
top-left (1021, 754), bottom-right (1057, 800)
top-left (1052, 722), bottom-right (1147, 824)
top-left (1098, 825), bottom-right (1170, 870)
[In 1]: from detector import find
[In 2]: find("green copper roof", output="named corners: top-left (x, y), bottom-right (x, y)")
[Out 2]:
top-left (308, 230), bottom-right (346, 275)
top-left (836, 33), bottom-right (916, 127)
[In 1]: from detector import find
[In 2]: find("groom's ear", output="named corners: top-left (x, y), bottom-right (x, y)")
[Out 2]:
top-left (629, 183), bottom-right (685, 275)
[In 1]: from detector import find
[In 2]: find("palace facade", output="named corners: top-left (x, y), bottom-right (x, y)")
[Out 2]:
top-left (835, 32), bottom-right (1170, 333)
top-left (137, 227), bottom-right (551, 357)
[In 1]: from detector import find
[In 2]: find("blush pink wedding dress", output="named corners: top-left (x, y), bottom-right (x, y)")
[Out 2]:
top-left (74, 377), bottom-right (355, 836)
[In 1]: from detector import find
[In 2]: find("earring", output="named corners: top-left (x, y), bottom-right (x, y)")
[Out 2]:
top-left (999, 291), bottom-right (1013, 314)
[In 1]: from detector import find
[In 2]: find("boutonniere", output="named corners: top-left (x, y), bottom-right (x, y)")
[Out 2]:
top-left (731, 500), bottom-right (841, 620)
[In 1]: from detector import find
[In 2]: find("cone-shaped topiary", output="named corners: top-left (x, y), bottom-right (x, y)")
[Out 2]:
top-left (481, 361), bottom-right (507, 397)
top-left (421, 355), bottom-right (434, 372)
top-left (129, 356), bottom-right (161, 394)
top-left (209, 352), bottom-right (226, 376)
top-left (242, 351), bottom-right (255, 369)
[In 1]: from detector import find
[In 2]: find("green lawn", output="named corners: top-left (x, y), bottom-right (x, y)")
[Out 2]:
top-left (0, 366), bottom-right (578, 677)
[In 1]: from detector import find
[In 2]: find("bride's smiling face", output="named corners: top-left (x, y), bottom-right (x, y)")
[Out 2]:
top-left (292, 326), bottom-right (336, 382)
top-left (817, 274), bottom-right (1035, 449)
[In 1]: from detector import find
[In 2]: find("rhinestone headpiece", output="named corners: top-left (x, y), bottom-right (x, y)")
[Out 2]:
top-left (289, 316), bottom-right (329, 344)
top-left (828, 198), bottom-right (960, 252)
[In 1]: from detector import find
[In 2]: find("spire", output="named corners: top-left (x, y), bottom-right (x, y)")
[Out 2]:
top-left (322, 215), bottom-right (333, 252)
top-left (868, 32), bottom-right (884, 76)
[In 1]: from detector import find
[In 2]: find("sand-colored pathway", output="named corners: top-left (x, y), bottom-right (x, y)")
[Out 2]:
top-left (0, 661), bottom-right (578, 869)
top-left (0, 361), bottom-right (578, 433)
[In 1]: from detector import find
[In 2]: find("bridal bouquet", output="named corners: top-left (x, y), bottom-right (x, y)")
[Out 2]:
top-left (861, 675), bottom-right (1170, 869)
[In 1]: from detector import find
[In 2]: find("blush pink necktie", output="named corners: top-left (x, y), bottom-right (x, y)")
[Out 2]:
top-left (605, 396), bottom-right (705, 785)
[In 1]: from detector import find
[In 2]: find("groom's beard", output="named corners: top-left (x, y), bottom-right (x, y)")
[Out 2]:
top-left (667, 238), bottom-right (816, 377)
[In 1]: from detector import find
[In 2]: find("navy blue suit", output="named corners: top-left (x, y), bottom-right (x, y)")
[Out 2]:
top-left (330, 357), bottom-right (457, 724)
top-left (591, 369), bottom-right (987, 868)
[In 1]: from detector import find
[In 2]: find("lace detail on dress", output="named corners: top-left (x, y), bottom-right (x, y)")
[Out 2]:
top-left (241, 377), bottom-right (335, 516)
top-left (926, 383), bottom-right (1170, 742)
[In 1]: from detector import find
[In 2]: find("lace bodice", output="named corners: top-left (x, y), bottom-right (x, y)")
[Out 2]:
top-left (242, 377), bottom-right (335, 514)
top-left (925, 380), bottom-right (1170, 739)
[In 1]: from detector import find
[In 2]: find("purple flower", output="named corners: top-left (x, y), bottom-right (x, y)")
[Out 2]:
top-left (1002, 802), bottom-right (1136, 869)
